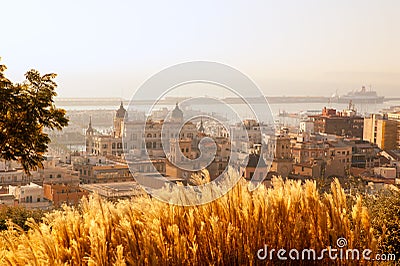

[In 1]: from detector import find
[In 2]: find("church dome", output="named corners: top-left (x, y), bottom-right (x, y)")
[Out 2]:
top-left (171, 102), bottom-right (183, 121)
top-left (116, 101), bottom-right (127, 118)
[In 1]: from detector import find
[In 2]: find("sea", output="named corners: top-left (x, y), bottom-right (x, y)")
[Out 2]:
top-left (59, 100), bottom-right (400, 125)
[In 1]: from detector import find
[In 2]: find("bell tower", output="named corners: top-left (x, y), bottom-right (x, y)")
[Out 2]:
top-left (85, 116), bottom-right (94, 154)
top-left (114, 101), bottom-right (127, 138)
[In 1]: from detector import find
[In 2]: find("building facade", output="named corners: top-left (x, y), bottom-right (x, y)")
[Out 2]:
top-left (9, 183), bottom-right (52, 209)
top-left (311, 107), bottom-right (364, 138)
top-left (363, 114), bottom-right (398, 150)
top-left (43, 183), bottom-right (88, 207)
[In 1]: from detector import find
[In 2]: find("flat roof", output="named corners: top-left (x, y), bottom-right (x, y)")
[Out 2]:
top-left (81, 181), bottom-right (146, 198)
top-left (92, 164), bottom-right (129, 171)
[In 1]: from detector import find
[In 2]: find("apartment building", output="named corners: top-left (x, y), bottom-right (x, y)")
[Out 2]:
top-left (310, 107), bottom-right (364, 138)
top-left (363, 114), bottom-right (397, 150)
top-left (9, 183), bottom-right (52, 209)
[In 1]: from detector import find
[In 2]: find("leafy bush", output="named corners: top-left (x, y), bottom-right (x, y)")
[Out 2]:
top-left (0, 206), bottom-right (44, 231)
top-left (365, 187), bottom-right (400, 259)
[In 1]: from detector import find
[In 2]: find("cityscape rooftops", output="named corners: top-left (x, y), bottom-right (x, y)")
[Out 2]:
top-left (246, 153), bottom-right (267, 168)
top-left (385, 150), bottom-right (400, 161)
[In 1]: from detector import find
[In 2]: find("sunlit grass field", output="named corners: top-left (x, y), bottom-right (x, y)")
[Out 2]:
top-left (0, 171), bottom-right (377, 265)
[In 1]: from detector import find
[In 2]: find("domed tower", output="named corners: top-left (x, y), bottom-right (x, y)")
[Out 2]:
top-left (85, 116), bottom-right (94, 154)
top-left (114, 101), bottom-right (127, 138)
top-left (171, 102), bottom-right (183, 123)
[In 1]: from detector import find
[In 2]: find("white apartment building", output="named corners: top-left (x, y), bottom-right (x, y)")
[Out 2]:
top-left (9, 183), bottom-right (52, 209)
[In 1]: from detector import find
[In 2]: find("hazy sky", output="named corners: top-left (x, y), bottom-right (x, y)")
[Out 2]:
top-left (1, 0), bottom-right (399, 98)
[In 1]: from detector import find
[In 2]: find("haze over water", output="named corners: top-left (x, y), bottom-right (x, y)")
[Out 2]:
top-left (1, 1), bottom-right (399, 99)
top-left (59, 101), bottom-right (400, 123)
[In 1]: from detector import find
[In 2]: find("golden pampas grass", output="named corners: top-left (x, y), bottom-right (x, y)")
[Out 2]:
top-left (0, 171), bottom-right (376, 265)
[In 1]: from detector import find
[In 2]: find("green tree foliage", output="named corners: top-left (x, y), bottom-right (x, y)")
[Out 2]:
top-left (0, 206), bottom-right (44, 231)
top-left (0, 58), bottom-right (68, 174)
top-left (365, 187), bottom-right (400, 259)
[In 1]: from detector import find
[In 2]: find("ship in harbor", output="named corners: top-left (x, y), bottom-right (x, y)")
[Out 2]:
top-left (332, 86), bottom-right (385, 104)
